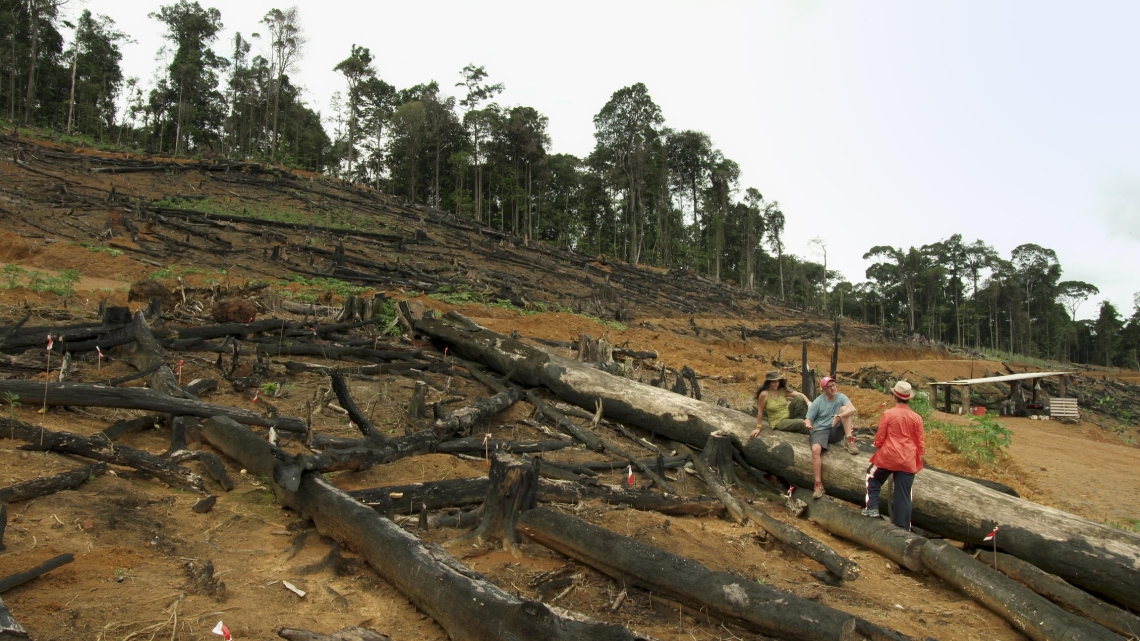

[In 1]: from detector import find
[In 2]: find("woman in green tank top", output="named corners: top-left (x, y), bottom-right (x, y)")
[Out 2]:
top-left (750, 370), bottom-right (810, 437)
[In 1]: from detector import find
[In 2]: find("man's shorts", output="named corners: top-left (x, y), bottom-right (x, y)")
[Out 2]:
top-left (810, 426), bottom-right (844, 451)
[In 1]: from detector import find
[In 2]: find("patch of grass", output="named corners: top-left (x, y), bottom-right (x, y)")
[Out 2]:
top-left (280, 275), bottom-right (368, 299)
top-left (1, 265), bottom-right (80, 297)
top-left (259, 382), bottom-right (280, 396)
top-left (428, 285), bottom-right (487, 305)
top-left (1109, 518), bottom-right (1140, 533)
top-left (912, 393), bottom-right (1012, 468)
top-left (374, 299), bottom-right (404, 337)
top-left (74, 242), bottom-right (123, 257)
top-left (154, 196), bottom-right (369, 232)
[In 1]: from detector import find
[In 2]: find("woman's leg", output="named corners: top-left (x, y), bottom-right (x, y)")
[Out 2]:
top-left (891, 471), bottom-right (916, 530)
top-left (864, 465), bottom-right (890, 513)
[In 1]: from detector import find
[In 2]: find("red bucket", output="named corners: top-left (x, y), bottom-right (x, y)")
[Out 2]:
top-left (971, 406), bottom-right (986, 417)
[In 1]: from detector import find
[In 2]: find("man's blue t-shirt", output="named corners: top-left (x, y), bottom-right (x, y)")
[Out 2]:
top-left (806, 392), bottom-right (850, 431)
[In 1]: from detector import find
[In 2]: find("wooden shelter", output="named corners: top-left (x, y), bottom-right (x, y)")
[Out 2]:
top-left (927, 371), bottom-right (1073, 416)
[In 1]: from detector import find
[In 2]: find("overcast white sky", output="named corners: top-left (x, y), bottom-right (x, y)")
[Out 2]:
top-left (80, 1), bottom-right (1140, 320)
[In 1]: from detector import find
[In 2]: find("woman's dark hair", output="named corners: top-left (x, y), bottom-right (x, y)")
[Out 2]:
top-left (755, 378), bottom-right (788, 399)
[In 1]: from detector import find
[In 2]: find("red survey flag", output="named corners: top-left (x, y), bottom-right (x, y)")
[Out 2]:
top-left (627, 465), bottom-right (634, 485)
top-left (46, 334), bottom-right (53, 350)
top-left (211, 621), bottom-right (231, 640)
top-left (983, 526), bottom-right (1000, 541)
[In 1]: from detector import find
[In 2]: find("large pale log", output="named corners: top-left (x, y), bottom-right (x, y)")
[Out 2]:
top-left (414, 315), bottom-right (1140, 611)
top-left (978, 551), bottom-right (1140, 638)
top-left (920, 540), bottom-right (1119, 641)
top-left (0, 380), bottom-right (305, 432)
top-left (199, 416), bottom-right (646, 641)
top-left (517, 507), bottom-right (912, 641)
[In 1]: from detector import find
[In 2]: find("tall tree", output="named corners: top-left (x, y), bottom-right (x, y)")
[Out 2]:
top-left (1011, 243), bottom-right (1061, 356)
top-left (261, 6), bottom-right (304, 161)
top-left (333, 44), bottom-right (374, 177)
top-left (456, 64), bottom-right (502, 224)
top-left (149, 1), bottom-right (228, 155)
top-left (593, 83), bottom-right (663, 264)
top-left (864, 246), bottom-right (920, 333)
top-left (763, 201), bottom-right (786, 300)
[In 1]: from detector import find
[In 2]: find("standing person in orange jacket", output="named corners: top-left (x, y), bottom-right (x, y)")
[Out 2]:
top-left (863, 381), bottom-right (925, 530)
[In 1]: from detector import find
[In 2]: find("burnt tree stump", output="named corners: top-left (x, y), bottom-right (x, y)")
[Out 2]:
top-left (701, 431), bottom-right (738, 487)
top-left (446, 452), bottom-right (539, 557)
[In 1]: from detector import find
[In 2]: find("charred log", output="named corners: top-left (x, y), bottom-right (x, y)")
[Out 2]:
top-left (0, 462), bottom-right (107, 503)
top-left (414, 315), bottom-right (1140, 611)
top-left (978, 551), bottom-right (1140, 639)
top-left (0, 380), bottom-right (306, 432)
top-left (199, 415), bottom-right (646, 641)
top-left (920, 539), bottom-right (1118, 641)
top-left (517, 507), bottom-right (909, 641)
top-left (2, 417), bottom-right (207, 494)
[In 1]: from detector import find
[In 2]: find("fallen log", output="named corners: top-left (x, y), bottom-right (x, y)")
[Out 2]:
top-left (791, 487), bottom-right (928, 574)
top-left (0, 381), bottom-right (306, 432)
top-left (978, 551), bottom-right (1140, 638)
top-left (199, 415), bottom-right (647, 641)
top-left (415, 315), bottom-right (1140, 611)
top-left (278, 627), bottom-right (390, 641)
top-left (689, 437), bottom-right (859, 582)
top-left (920, 540), bottom-right (1119, 641)
top-left (329, 371), bottom-right (388, 443)
top-left (517, 507), bottom-right (911, 641)
top-left (98, 414), bottom-right (164, 440)
top-left (0, 595), bottom-right (28, 640)
top-left (0, 553), bottom-right (75, 593)
top-left (350, 477), bottom-right (726, 518)
top-left (2, 418), bottom-right (207, 494)
top-left (436, 438), bottom-right (573, 455)
top-left (0, 462), bottom-right (107, 503)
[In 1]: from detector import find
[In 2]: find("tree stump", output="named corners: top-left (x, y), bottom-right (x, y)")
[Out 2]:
top-left (406, 381), bottom-right (428, 422)
top-left (446, 452), bottom-right (539, 557)
top-left (701, 431), bottom-right (738, 487)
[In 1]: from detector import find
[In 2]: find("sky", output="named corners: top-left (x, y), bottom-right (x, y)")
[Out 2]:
top-left (79, 1), bottom-right (1140, 320)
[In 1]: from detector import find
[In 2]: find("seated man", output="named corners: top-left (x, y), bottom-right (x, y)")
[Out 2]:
top-left (806, 376), bottom-right (860, 499)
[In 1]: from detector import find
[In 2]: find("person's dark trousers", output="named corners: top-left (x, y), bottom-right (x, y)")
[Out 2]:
top-left (865, 465), bottom-right (916, 530)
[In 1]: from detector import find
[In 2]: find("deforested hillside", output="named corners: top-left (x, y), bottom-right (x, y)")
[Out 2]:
top-left (2, 135), bottom-right (1140, 641)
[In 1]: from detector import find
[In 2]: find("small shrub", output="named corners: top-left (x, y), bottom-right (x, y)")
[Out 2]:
top-left (930, 415), bottom-right (1012, 468)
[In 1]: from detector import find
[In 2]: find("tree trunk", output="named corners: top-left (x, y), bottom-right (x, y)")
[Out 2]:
top-left (791, 487), bottom-right (926, 573)
top-left (199, 416), bottom-right (645, 641)
top-left (22, 0), bottom-right (38, 126)
top-left (0, 462), bottom-right (107, 503)
top-left (445, 451), bottom-right (538, 556)
top-left (978, 551), bottom-right (1140, 639)
top-left (2, 418), bottom-right (206, 494)
top-left (66, 32), bottom-right (77, 134)
top-left (517, 507), bottom-right (912, 641)
top-left (0, 553), bottom-right (74, 593)
top-left (920, 540), bottom-right (1118, 641)
top-left (350, 474), bottom-right (724, 518)
top-left (414, 314), bottom-right (1140, 612)
top-left (0, 380), bottom-right (305, 432)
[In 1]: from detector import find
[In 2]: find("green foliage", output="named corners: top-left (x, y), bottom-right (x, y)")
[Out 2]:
top-left (4, 391), bottom-right (19, 420)
top-left (75, 242), bottom-right (123, 257)
top-left (280, 275), bottom-right (368, 299)
top-left (259, 382), bottom-right (279, 396)
top-left (1, 266), bottom-right (81, 297)
top-left (374, 299), bottom-right (404, 337)
top-left (930, 415), bottom-right (1012, 468)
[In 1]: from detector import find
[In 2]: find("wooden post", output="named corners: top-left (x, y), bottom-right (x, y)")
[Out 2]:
top-left (1059, 375), bottom-right (1068, 398)
top-left (801, 341), bottom-right (814, 401)
top-left (944, 384), bottom-right (952, 413)
top-left (963, 386), bottom-right (972, 415)
top-left (829, 319), bottom-right (840, 378)
top-left (929, 385), bottom-right (938, 412)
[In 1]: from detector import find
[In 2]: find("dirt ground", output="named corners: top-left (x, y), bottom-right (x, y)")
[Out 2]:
top-left (2, 298), bottom-right (1139, 641)
top-left (2, 134), bottom-right (1139, 640)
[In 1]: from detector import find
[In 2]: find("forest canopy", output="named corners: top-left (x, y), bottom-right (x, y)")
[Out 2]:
top-left (2, 0), bottom-right (1136, 368)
